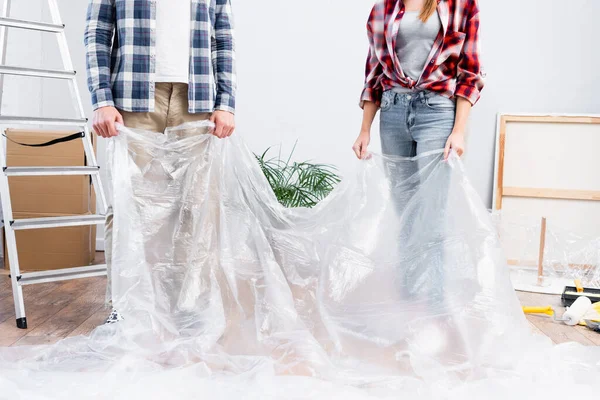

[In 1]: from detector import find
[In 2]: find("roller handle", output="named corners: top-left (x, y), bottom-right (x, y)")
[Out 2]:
top-left (522, 306), bottom-right (554, 316)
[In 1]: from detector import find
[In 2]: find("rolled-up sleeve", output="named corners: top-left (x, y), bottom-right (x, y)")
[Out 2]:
top-left (455, 0), bottom-right (485, 105)
top-left (84, 0), bottom-right (116, 110)
top-left (212, 0), bottom-right (236, 114)
top-left (359, 19), bottom-right (384, 109)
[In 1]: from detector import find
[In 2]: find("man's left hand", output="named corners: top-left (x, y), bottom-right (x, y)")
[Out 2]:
top-left (210, 110), bottom-right (235, 139)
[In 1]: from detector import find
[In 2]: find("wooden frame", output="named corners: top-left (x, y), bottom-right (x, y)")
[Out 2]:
top-left (493, 114), bottom-right (600, 272)
top-left (493, 114), bottom-right (600, 210)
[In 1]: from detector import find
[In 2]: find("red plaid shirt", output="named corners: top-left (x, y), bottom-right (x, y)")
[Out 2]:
top-left (360, 0), bottom-right (484, 107)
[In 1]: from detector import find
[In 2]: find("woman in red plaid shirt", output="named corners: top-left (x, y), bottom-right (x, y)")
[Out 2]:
top-left (352, 0), bottom-right (484, 305)
top-left (352, 0), bottom-right (484, 161)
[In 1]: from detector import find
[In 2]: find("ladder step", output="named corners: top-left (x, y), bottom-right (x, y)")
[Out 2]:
top-left (18, 264), bottom-right (107, 286)
top-left (0, 17), bottom-right (64, 33)
top-left (11, 215), bottom-right (105, 230)
top-left (4, 166), bottom-right (100, 176)
top-left (0, 65), bottom-right (76, 80)
top-left (0, 116), bottom-right (87, 126)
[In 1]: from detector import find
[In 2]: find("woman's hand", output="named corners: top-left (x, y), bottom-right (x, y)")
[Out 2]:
top-left (444, 131), bottom-right (465, 160)
top-left (353, 131), bottom-right (371, 159)
top-left (445, 97), bottom-right (471, 160)
top-left (354, 101), bottom-right (378, 160)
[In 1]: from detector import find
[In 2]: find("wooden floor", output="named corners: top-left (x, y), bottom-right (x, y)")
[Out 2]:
top-left (0, 253), bottom-right (108, 347)
top-left (0, 254), bottom-right (598, 347)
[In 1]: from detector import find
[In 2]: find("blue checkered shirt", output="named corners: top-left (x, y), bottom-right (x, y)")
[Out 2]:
top-left (84, 0), bottom-right (236, 114)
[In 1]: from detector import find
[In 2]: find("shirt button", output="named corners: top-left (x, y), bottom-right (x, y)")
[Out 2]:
top-left (407, 95), bottom-right (412, 100)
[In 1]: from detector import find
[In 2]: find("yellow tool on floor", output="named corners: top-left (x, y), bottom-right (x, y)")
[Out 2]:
top-left (575, 279), bottom-right (584, 293)
top-left (522, 296), bottom-right (598, 327)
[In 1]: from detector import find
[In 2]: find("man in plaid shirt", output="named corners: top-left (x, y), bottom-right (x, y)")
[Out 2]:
top-left (84, 0), bottom-right (236, 323)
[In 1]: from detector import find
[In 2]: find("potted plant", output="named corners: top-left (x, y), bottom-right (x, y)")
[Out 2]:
top-left (255, 143), bottom-right (341, 208)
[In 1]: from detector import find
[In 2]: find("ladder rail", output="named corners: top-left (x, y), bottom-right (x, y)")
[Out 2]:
top-left (0, 65), bottom-right (76, 80)
top-left (0, 17), bottom-right (63, 33)
top-left (0, 0), bottom-right (12, 108)
top-left (0, 127), bottom-right (26, 326)
top-left (83, 125), bottom-right (108, 213)
top-left (0, 116), bottom-right (88, 126)
top-left (11, 214), bottom-right (105, 230)
top-left (18, 264), bottom-right (107, 286)
top-left (47, 0), bottom-right (107, 214)
top-left (4, 166), bottom-right (100, 176)
top-left (0, 0), bottom-right (110, 329)
top-left (0, 0), bottom-right (26, 329)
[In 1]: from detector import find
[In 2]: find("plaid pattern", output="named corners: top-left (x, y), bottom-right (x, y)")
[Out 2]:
top-left (361, 0), bottom-right (484, 107)
top-left (85, 0), bottom-right (236, 114)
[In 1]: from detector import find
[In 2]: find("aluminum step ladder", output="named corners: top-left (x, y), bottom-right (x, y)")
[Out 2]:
top-left (0, 0), bottom-right (108, 329)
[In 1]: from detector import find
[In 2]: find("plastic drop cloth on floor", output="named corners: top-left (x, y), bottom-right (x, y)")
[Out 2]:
top-left (0, 121), bottom-right (598, 399)
top-left (493, 212), bottom-right (600, 293)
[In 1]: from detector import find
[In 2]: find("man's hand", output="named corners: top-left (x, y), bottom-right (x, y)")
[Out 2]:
top-left (210, 110), bottom-right (235, 139)
top-left (93, 106), bottom-right (124, 138)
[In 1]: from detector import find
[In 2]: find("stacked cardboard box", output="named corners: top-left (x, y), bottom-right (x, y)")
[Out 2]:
top-left (3, 129), bottom-right (96, 271)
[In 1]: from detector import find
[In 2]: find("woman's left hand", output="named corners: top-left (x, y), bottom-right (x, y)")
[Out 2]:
top-left (444, 131), bottom-right (465, 160)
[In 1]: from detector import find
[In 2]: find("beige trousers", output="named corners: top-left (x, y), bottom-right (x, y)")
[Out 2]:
top-left (105, 83), bottom-right (210, 306)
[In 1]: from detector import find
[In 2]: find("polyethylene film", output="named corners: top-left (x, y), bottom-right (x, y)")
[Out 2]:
top-left (494, 212), bottom-right (600, 292)
top-left (0, 121), bottom-right (598, 399)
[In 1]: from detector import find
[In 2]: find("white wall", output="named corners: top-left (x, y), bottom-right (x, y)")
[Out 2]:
top-left (233, 0), bottom-right (376, 177)
top-left (0, 1), bottom-right (44, 117)
top-left (472, 0), bottom-right (600, 206)
top-left (234, 0), bottom-right (600, 208)
top-left (2, 0), bottom-right (598, 246)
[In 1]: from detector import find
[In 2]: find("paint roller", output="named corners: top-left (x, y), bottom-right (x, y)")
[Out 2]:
top-left (523, 296), bottom-right (593, 326)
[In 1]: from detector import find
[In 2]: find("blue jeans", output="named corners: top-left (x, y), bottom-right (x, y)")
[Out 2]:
top-left (379, 90), bottom-right (456, 303)
top-left (379, 90), bottom-right (455, 157)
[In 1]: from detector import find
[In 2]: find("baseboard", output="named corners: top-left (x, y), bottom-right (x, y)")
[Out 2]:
top-left (96, 238), bottom-right (105, 252)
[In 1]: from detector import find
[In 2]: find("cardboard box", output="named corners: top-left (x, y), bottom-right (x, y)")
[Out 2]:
top-left (4, 212), bottom-right (96, 271)
top-left (3, 129), bottom-right (97, 271)
top-left (5, 129), bottom-right (95, 215)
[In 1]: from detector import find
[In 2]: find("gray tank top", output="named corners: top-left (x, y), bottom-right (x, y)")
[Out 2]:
top-left (395, 10), bottom-right (441, 83)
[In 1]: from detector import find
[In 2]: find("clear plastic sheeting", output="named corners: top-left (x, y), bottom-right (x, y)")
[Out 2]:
top-left (0, 121), bottom-right (598, 399)
top-left (494, 212), bottom-right (600, 293)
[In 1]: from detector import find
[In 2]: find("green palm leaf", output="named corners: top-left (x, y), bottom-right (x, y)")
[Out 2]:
top-left (254, 145), bottom-right (341, 208)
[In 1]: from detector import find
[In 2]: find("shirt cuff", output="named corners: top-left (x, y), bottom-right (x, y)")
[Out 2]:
top-left (92, 88), bottom-right (115, 110)
top-left (214, 93), bottom-right (236, 115)
top-left (359, 87), bottom-right (382, 109)
top-left (454, 84), bottom-right (481, 106)
top-left (214, 104), bottom-right (235, 114)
